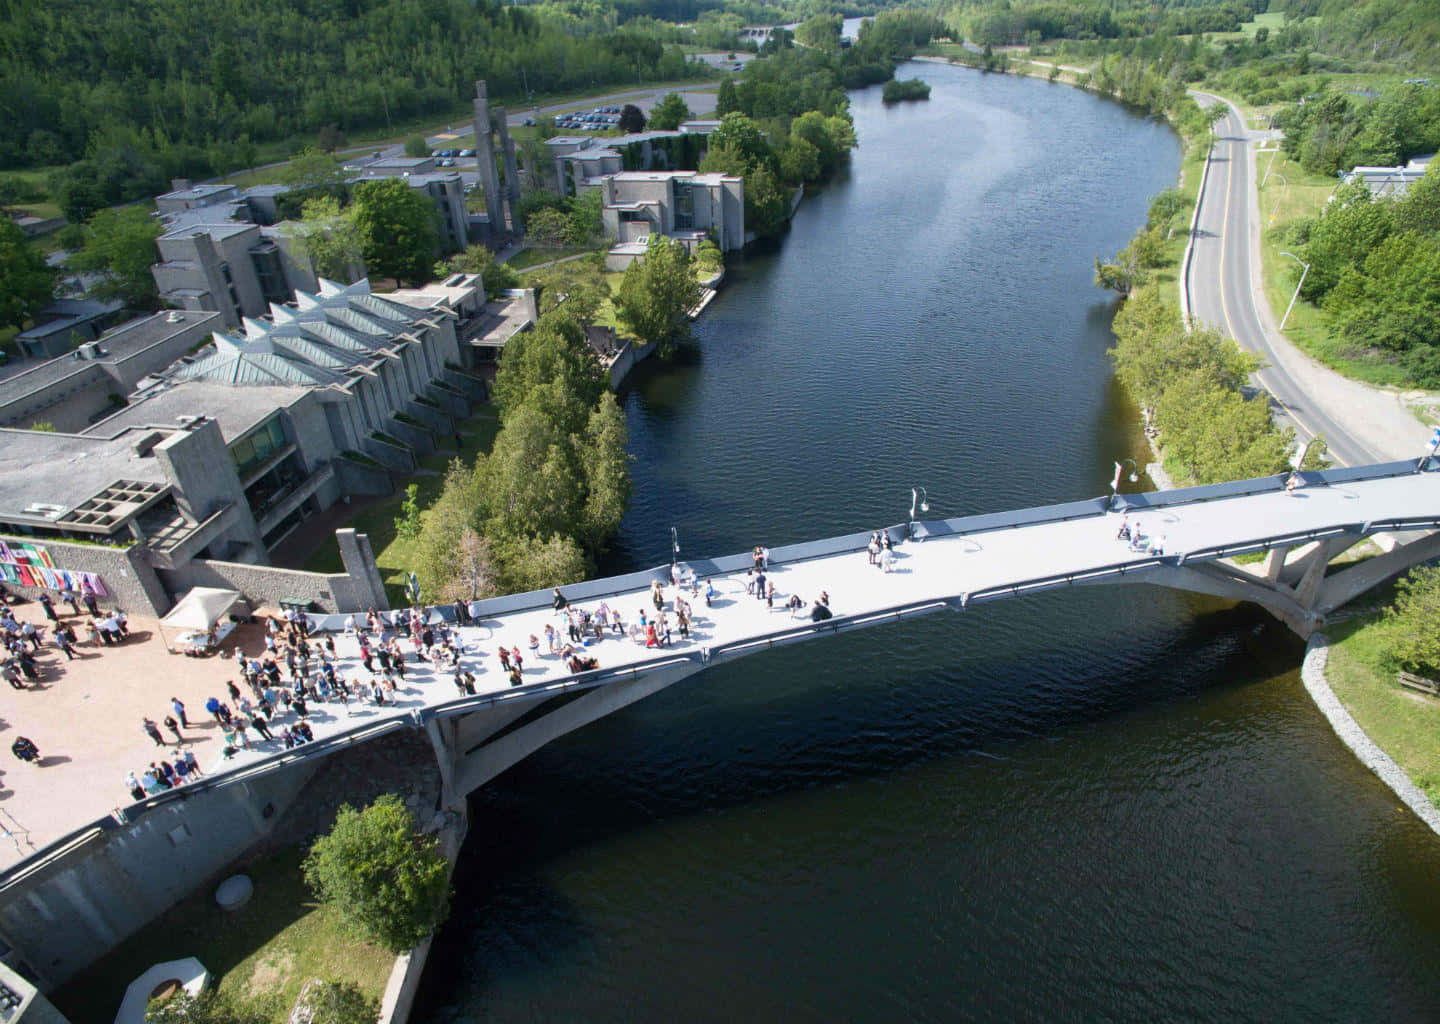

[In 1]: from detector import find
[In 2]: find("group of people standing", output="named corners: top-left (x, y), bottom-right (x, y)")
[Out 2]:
top-left (5, 584), bottom-right (125, 770)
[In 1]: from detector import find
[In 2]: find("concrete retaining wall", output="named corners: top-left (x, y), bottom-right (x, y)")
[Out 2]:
top-left (0, 764), bottom-right (316, 989)
top-left (405, 400), bottom-right (452, 435)
top-left (0, 535), bottom-right (171, 617)
top-left (608, 339), bottom-right (656, 389)
top-left (158, 558), bottom-right (353, 613)
top-left (386, 417), bottom-right (436, 455)
top-left (334, 456), bottom-right (395, 497)
top-left (364, 436), bottom-right (417, 474)
top-left (440, 369), bottom-right (487, 401)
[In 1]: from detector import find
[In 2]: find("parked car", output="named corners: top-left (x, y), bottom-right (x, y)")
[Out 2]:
top-left (523, 116), bottom-right (535, 126)
top-left (459, 148), bottom-right (474, 157)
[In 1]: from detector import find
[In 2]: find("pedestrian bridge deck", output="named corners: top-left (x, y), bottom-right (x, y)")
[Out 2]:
top-left (6, 459), bottom-right (1439, 879)
top-left (167, 458), bottom-right (1440, 784)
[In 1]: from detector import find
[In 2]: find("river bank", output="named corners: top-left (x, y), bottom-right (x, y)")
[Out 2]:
top-left (414, 60), bottom-right (1440, 1022)
top-left (1304, 631), bottom-right (1440, 838)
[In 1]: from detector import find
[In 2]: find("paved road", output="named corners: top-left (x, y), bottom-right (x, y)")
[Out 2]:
top-left (208, 84), bottom-right (719, 185)
top-left (417, 85), bottom-right (719, 153)
top-left (1187, 92), bottom-right (1428, 467)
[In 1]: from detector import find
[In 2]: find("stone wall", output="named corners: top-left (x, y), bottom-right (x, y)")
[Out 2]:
top-left (0, 763), bottom-right (317, 989)
top-left (157, 558), bottom-right (354, 613)
top-left (0, 535), bottom-right (170, 617)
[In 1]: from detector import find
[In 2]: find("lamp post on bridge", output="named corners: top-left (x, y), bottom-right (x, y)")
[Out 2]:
top-left (1109, 459), bottom-right (1139, 511)
top-left (909, 487), bottom-right (930, 541)
top-left (1419, 428), bottom-right (1440, 473)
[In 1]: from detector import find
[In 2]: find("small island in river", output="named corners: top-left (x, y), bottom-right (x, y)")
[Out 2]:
top-left (883, 77), bottom-right (931, 103)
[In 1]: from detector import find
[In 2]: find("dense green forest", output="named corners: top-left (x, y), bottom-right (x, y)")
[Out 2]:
top-left (0, 0), bottom-right (707, 178)
top-left (1282, 168), bottom-right (1440, 383)
top-left (945, 0), bottom-right (1266, 47)
top-left (1276, 84), bottom-right (1440, 176)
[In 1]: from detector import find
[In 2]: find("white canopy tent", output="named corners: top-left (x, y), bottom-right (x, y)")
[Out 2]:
top-left (159, 587), bottom-right (245, 652)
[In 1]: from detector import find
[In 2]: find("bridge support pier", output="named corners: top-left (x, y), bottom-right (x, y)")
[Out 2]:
top-left (1125, 529), bottom-right (1440, 637)
top-left (423, 715), bottom-right (462, 811)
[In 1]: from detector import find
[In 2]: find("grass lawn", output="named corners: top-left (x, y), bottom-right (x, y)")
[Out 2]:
top-left (506, 246), bottom-right (595, 270)
top-left (50, 846), bottom-right (393, 1024)
top-left (591, 270), bottom-right (631, 335)
top-left (916, 41), bottom-right (972, 61)
top-left (303, 406), bottom-right (500, 602)
top-left (1326, 606), bottom-right (1440, 806)
top-left (1252, 148), bottom-right (1419, 387)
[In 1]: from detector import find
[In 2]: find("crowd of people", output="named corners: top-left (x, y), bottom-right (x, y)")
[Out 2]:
top-left (4, 583), bottom-right (134, 772)
top-left (8, 540), bottom-right (849, 808)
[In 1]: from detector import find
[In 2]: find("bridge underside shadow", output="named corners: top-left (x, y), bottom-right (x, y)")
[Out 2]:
top-left (1090, 529), bottom-right (1440, 638)
top-left (427, 528), bottom-right (1440, 807)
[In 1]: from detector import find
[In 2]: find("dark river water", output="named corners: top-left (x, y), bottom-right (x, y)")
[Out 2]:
top-left (416, 63), bottom-right (1440, 1021)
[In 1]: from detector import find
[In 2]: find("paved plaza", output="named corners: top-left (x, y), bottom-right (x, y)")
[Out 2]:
top-left (2, 466), bottom-right (1438, 868)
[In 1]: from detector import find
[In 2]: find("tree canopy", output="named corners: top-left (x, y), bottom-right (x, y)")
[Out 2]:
top-left (350, 180), bottom-right (440, 286)
top-left (648, 92), bottom-right (694, 131)
top-left (616, 235), bottom-right (701, 353)
top-left (303, 795), bottom-right (451, 954)
top-left (0, 219), bottom-right (54, 329)
top-left (69, 207), bottom-right (162, 309)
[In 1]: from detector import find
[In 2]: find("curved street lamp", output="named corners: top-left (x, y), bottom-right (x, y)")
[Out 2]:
top-left (909, 487), bottom-right (930, 541)
top-left (1279, 251), bottom-right (1310, 331)
top-left (1269, 173), bottom-right (1288, 223)
top-left (1110, 459), bottom-right (1139, 510)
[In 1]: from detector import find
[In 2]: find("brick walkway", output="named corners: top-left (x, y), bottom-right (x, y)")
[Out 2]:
top-left (0, 600), bottom-right (270, 867)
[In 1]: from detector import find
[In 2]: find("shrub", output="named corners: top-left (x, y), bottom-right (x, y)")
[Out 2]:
top-left (1382, 567), bottom-right (1440, 677)
top-left (303, 795), bottom-right (451, 954)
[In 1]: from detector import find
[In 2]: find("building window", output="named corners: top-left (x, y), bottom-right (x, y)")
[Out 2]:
top-left (250, 244), bottom-right (289, 304)
top-left (231, 417), bottom-right (287, 479)
top-left (673, 180), bottom-right (694, 231)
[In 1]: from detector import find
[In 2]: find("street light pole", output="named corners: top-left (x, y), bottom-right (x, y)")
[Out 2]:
top-left (1268, 173), bottom-right (1287, 224)
top-left (1260, 145), bottom-right (1280, 188)
top-left (909, 487), bottom-right (929, 541)
top-left (1278, 250), bottom-right (1310, 331)
top-left (1109, 459), bottom-right (1138, 511)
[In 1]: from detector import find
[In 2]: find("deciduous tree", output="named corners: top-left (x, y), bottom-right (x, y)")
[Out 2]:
top-left (293, 196), bottom-right (366, 283)
top-left (351, 179), bottom-right (439, 286)
top-left (0, 218), bottom-right (54, 329)
top-left (303, 795), bottom-right (450, 954)
top-left (616, 235), bottom-right (701, 353)
top-left (648, 93), bottom-right (693, 131)
top-left (619, 104), bottom-right (647, 133)
top-left (70, 207), bottom-right (162, 309)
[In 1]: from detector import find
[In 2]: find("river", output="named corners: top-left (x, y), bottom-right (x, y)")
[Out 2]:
top-left (415, 62), bottom-right (1440, 1020)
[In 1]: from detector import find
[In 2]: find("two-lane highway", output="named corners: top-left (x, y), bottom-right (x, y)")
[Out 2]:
top-left (1185, 92), bottom-right (1428, 467)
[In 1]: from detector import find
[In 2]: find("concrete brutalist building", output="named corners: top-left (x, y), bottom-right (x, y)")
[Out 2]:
top-left (0, 277), bottom-right (494, 616)
top-left (601, 170), bottom-right (744, 269)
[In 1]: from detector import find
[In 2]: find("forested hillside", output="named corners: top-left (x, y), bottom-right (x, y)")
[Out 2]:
top-left (0, 0), bottom-right (704, 172)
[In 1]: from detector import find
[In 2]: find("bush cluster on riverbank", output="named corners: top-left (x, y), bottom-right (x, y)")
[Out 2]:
top-left (413, 301), bottom-right (630, 602)
top-left (1327, 568), bottom-right (1440, 806)
top-left (1110, 286), bottom-right (1293, 485)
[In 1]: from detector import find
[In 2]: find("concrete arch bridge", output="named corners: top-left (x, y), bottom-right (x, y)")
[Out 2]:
top-left (7, 457), bottom-right (1440, 987)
